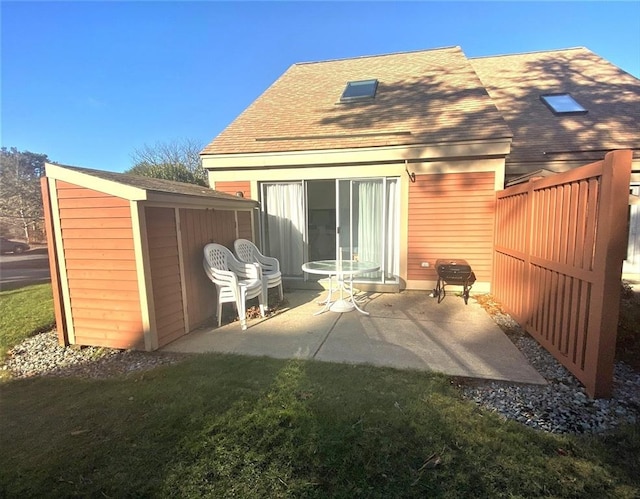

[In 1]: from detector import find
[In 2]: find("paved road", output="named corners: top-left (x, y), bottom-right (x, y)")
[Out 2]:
top-left (0, 247), bottom-right (51, 291)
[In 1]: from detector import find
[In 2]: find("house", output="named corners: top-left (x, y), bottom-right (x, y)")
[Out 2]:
top-left (201, 46), bottom-right (640, 291)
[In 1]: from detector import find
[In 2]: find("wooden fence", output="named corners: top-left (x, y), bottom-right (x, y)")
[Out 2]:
top-left (492, 150), bottom-right (632, 398)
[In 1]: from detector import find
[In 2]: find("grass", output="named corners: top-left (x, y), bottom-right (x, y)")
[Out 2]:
top-left (1, 355), bottom-right (639, 498)
top-left (1, 283), bottom-right (639, 497)
top-left (0, 283), bottom-right (55, 359)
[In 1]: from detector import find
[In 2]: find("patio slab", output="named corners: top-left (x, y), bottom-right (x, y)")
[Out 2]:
top-left (163, 289), bottom-right (547, 385)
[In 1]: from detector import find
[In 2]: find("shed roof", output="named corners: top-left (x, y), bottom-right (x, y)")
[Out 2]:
top-left (45, 163), bottom-right (258, 207)
top-left (202, 46), bottom-right (512, 155)
top-left (470, 47), bottom-right (640, 166)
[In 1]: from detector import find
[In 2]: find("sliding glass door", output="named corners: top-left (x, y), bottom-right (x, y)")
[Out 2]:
top-left (337, 178), bottom-right (399, 283)
top-left (260, 177), bottom-right (399, 283)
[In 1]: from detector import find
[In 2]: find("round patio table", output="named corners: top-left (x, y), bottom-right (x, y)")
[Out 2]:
top-left (301, 260), bottom-right (380, 315)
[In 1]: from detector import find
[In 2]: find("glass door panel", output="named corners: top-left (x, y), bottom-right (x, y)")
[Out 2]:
top-left (260, 182), bottom-right (305, 277)
top-left (338, 178), bottom-right (385, 281)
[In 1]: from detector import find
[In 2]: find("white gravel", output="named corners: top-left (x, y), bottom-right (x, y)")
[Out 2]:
top-left (458, 313), bottom-right (640, 434)
top-left (3, 329), bottom-right (188, 379)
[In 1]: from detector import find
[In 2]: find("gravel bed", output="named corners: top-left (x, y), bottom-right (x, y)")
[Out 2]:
top-left (3, 317), bottom-right (639, 435)
top-left (458, 312), bottom-right (640, 434)
top-left (3, 330), bottom-right (189, 379)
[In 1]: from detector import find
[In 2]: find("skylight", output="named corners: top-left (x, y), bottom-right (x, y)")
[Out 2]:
top-left (540, 93), bottom-right (587, 115)
top-left (340, 79), bottom-right (378, 102)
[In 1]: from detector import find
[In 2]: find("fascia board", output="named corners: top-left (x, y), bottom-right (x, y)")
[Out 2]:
top-left (144, 192), bottom-right (258, 209)
top-left (45, 163), bottom-right (148, 200)
top-left (201, 139), bottom-right (512, 170)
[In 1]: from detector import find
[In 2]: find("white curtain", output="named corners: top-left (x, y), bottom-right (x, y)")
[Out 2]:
top-left (627, 185), bottom-right (640, 273)
top-left (264, 183), bottom-right (305, 276)
top-left (358, 180), bottom-right (383, 278)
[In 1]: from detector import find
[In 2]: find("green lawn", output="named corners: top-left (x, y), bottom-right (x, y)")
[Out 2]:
top-left (1, 284), bottom-right (639, 497)
top-left (1, 355), bottom-right (639, 498)
top-left (0, 283), bottom-right (55, 359)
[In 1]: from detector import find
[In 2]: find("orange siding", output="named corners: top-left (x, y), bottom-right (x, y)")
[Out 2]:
top-left (145, 207), bottom-right (185, 347)
top-left (179, 208), bottom-right (239, 329)
top-left (56, 181), bottom-right (144, 349)
top-left (214, 181), bottom-right (251, 199)
top-left (407, 172), bottom-right (495, 282)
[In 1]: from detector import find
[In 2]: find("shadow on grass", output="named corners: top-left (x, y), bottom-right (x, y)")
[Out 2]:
top-left (1, 354), bottom-right (638, 498)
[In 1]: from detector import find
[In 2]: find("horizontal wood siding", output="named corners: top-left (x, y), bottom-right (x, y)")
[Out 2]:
top-left (237, 211), bottom-right (253, 240)
top-left (214, 181), bottom-right (251, 199)
top-left (145, 207), bottom-right (185, 347)
top-left (56, 181), bottom-right (144, 349)
top-left (407, 172), bottom-right (496, 282)
top-left (180, 208), bottom-right (238, 328)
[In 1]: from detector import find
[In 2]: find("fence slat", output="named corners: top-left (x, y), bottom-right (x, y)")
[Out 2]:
top-left (493, 150), bottom-right (632, 398)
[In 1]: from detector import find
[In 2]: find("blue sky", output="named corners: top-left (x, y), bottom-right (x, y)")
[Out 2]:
top-left (2, 1), bottom-right (639, 173)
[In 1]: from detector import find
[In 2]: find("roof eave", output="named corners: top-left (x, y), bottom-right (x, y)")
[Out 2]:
top-left (45, 163), bottom-right (148, 201)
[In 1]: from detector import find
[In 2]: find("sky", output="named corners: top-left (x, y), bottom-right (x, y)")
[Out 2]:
top-left (2, 1), bottom-right (639, 173)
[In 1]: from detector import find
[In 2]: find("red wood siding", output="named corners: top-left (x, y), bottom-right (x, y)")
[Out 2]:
top-left (180, 208), bottom-right (239, 329)
top-left (55, 181), bottom-right (144, 349)
top-left (145, 207), bottom-right (185, 347)
top-left (214, 181), bottom-right (251, 199)
top-left (407, 172), bottom-right (496, 282)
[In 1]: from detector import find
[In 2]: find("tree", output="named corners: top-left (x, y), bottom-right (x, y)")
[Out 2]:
top-left (126, 139), bottom-right (208, 186)
top-left (0, 147), bottom-right (48, 242)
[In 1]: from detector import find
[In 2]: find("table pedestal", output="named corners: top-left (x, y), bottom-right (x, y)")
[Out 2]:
top-left (302, 260), bottom-right (380, 316)
top-left (314, 274), bottom-right (368, 315)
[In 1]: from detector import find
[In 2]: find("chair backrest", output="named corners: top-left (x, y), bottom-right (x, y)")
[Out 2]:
top-left (204, 243), bottom-right (234, 272)
top-left (234, 238), bottom-right (257, 264)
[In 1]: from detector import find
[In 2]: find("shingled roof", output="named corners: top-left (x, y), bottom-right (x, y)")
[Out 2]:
top-left (46, 164), bottom-right (257, 204)
top-left (470, 47), bottom-right (640, 167)
top-left (202, 46), bottom-right (512, 155)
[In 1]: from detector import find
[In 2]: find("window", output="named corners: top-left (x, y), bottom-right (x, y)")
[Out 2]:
top-left (540, 93), bottom-right (587, 115)
top-left (340, 79), bottom-right (378, 102)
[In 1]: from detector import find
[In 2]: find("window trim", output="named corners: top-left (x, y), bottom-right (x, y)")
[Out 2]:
top-left (340, 79), bottom-right (379, 103)
top-left (540, 93), bottom-right (588, 115)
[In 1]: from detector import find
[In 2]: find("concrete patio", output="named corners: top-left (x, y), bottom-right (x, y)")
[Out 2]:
top-left (163, 289), bottom-right (547, 385)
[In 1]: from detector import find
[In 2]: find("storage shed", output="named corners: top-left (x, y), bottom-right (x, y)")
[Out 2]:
top-left (41, 163), bottom-right (258, 351)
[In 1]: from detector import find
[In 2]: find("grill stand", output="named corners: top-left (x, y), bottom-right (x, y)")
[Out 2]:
top-left (431, 259), bottom-right (476, 305)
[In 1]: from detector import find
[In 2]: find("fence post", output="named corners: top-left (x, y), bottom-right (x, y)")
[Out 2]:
top-left (584, 150), bottom-right (632, 397)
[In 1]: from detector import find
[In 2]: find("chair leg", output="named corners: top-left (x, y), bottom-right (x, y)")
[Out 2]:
top-left (217, 300), bottom-right (223, 327)
top-left (278, 283), bottom-right (284, 302)
top-left (238, 298), bottom-right (247, 330)
top-left (258, 288), bottom-right (266, 318)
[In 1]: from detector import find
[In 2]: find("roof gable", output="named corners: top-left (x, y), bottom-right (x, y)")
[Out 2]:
top-left (203, 47), bottom-right (512, 155)
top-left (45, 163), bottom-right (257, 206)
top-left (470, 47), bottom-right (640, 166)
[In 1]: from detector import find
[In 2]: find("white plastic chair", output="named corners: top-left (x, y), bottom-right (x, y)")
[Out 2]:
top-left (203, 243), bottom-right (265, 330)
top-left (234, 238), bottom-right (284, 309)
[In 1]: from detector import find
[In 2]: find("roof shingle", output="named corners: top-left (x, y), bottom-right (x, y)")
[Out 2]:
top-left (470, 47), bottom-right (640, 166)
top-left (203, 46), bottom-right (512, 155)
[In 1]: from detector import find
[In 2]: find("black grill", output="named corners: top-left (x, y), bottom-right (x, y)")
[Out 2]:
top-left (432, 259), bottom-right (476, 304)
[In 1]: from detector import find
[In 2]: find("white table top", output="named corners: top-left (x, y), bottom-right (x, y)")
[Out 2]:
top-left (302, 260), bottom-right (380, 276)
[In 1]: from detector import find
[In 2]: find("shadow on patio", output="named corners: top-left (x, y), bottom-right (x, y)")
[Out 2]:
top-left (163, 289), bottom-right (546, 385)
